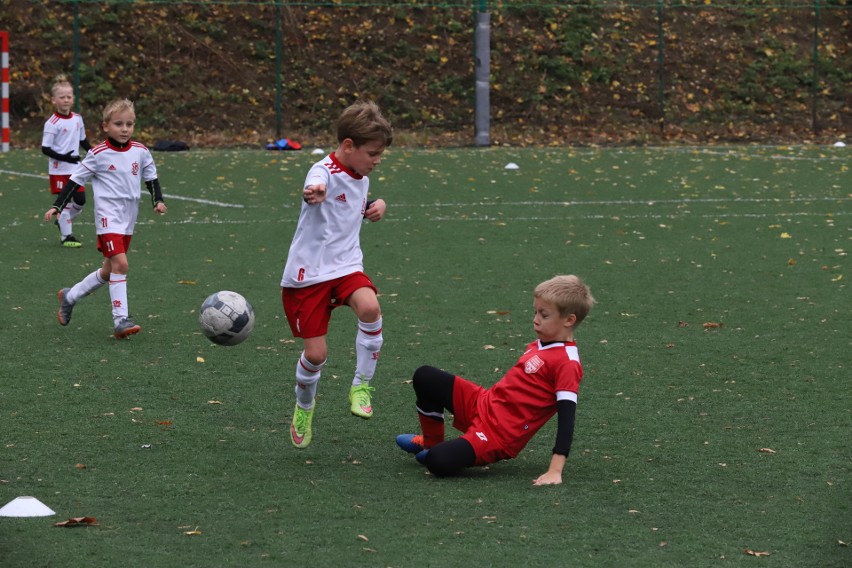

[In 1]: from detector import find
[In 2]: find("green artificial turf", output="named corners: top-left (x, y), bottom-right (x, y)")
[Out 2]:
top-left (0, 145), bottom-right (849, 567)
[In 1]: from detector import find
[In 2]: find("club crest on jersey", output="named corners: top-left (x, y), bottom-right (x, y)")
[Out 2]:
top-left (524, 355), bottom-right (545, 374)
top-left (335, 193), bottom-right (347, 203)
top-left (131, 162), bottom-right (139, 176)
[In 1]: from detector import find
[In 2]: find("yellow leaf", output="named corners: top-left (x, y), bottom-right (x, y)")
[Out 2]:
top-left (196, 356), bottom-right (205, 363)
top-left (780, 232), bottom-right (792, 239)
top-left (184, 527), bottom-right (202, 536)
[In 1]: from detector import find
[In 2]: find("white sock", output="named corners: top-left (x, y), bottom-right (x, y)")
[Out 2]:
top-left (109, 273), bottom-right (129, 323)
top-left (58, 207), bottom-right (74, 238)
top-left (295, 352), bottom-right (324, 408)
top-left (67, 270), bottom-right (107, 304)
top-left (353, 317), bottom-right (383, 387)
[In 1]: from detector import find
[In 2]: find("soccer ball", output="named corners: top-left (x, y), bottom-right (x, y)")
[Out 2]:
top-left (198, 291), bottom-right (255, 346)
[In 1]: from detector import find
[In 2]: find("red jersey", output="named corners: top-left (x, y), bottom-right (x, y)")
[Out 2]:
top-left (479, 340), bottom-right (582, 457)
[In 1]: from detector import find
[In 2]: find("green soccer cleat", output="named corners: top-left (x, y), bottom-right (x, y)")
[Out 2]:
top-left (114, 317), bottom-right (142, 339)
top-left (290, 402), bottom-right (315, 448)
top-left (57, 288), bottom-right (74, 326)
top-left (349, 384), bottom-right (375, 419)
top-left (61, 235), bottom-right (82, 248)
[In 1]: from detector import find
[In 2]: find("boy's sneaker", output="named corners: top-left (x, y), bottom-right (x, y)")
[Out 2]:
top-left (349, 384), bottom-right (375, 419)
top-left (114, 317), bottom-right (142, 339)
top-left (57, 288), bottom-right (74, 326)
top-left (61, 235), bottom-right (82, 248)
top-left (396, 434), bottom-right (429, 465)
top-left (291, 402), bottom-right (315, 448)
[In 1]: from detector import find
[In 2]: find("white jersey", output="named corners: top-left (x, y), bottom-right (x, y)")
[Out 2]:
top-left (42, 112), bottom-right (88, 175)
top-left (70, 139), bottom-right (158, 235)
top-left (281, 153), bottom-right (371, 288)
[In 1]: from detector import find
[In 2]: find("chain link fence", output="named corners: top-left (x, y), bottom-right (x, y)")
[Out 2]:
top-left (5, 0), bottom-right (850, 146)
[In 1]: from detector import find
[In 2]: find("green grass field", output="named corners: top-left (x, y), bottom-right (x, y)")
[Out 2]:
top-left (1, 145), bottom-right (849, 567)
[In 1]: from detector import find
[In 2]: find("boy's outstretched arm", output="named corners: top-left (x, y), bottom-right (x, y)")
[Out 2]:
top-left (302, 183), bottom-right (327, 205)
top-left (533, 398), bottom-right (576, 486)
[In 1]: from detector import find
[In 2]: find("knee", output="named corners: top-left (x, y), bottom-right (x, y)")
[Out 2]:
top-left (110, 257), bottom-right (129, 274)
top-left (302, 347), bottom-right (327, 367)
top-left (72, 191), bottom-right (86, 207)
top-left (424, 442), bottom-right (471, 478)
top-left (412, 365), bottom-right (438, 391)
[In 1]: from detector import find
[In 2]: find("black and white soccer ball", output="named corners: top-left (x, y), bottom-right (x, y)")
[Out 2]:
top-left (198, 291), bottom-right (255, 346)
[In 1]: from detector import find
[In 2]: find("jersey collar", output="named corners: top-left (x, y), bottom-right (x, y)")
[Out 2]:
top-left (329, 152), bottom-right (363, 180)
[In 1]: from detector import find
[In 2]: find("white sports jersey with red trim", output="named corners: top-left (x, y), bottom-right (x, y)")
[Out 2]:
top-left (70, 139), bottom-right (158, 235)
top-left (42, 112), bottom-right (88, 175)
top-left (480, 340), bottom-right (583, 457)
top-left (281, 153), bottom-right (371, 288)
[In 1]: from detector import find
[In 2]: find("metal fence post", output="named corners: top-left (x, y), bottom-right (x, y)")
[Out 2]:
top-left (474, 1), bottom-right (490, 147)
top-left (811, 0), bottom-right (820, 134)
top-left (657, 0), bottom-right (665, 134)
top-left (73, 0), bottom-right (80, 113)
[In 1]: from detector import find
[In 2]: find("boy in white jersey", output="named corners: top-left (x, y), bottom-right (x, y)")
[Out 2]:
top-left (281, 100), bottom-right (393, 448)
top-left (396, 275), bottom-right (595, 484)
top-left (43, 98), bottom-right (167, 339)
top-left (41, 76), bottom-right (91, 247)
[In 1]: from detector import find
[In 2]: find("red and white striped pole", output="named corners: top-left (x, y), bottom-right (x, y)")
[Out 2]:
top-left (1, 31), bottom-right (9, 152)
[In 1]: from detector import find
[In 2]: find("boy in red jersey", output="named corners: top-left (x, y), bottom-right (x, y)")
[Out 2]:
top-left (281, 100), bottom-right (392, 448)
top-left (41, 76), bottom-right (91, 247)
top-left (43, 99), bottom-right (167, 339)
top-left (396, 275), bottom-right (595, 484)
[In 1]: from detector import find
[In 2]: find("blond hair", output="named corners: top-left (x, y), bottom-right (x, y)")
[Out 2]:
top-left (337, 100), bottom-right (393, 148)
top-left (50, 75), bottom-right (72, 97)
top-left (534, 275), bottom-right (595, 326)
top-left (102, 98), bottom-right (135, 123)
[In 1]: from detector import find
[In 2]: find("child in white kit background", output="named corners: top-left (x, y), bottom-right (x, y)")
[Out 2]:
top-left (41, 75), bottom-right (91, 247)
top-left (43, 98), bottom-right (167, 339)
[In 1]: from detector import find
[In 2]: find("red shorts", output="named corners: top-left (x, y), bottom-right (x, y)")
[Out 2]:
top-left (452, 377), bottom-right (513, 466)
top-left (97, 234), bottom-right (132, 258)
top-left (49, 174), bottom-right (84, 194)
top-left (282, 272), bottom-right (377, 339)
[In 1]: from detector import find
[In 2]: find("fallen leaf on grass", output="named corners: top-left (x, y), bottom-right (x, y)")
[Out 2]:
top-left (196, 356), bottom-right (205, 363)
top-left (177, 280), bottom-right (198, 285)
top-left (780, 232), bottom-right (791, 239)
top-left (758, 448), bottom-right (776, 454)
top-left (184, 527), bottom-right (202, 536)
top-left (483, 345), bottom-right (496, 350)
top-left (703, 322), bottom-right (723, 329)
top-left (54, 517), bottom-right (98, 527)
top-left (677, 321), bottom-right (689, 327)
top-left (357, 534), bottom-right (369, 542)
top-left (744, 549), bottom-right (770, 557)
top-left (208, 400), bottom-right (222, 405)
top-left (75, 463), bottom-right (86, 469)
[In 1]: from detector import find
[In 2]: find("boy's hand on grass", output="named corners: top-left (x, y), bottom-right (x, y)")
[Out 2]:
top-left (533, 454), bottom-right (566, 485)
top-left (303, 183), bottom-right (327, 205)
top-left (532, 471), bottom-right (563, 486)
